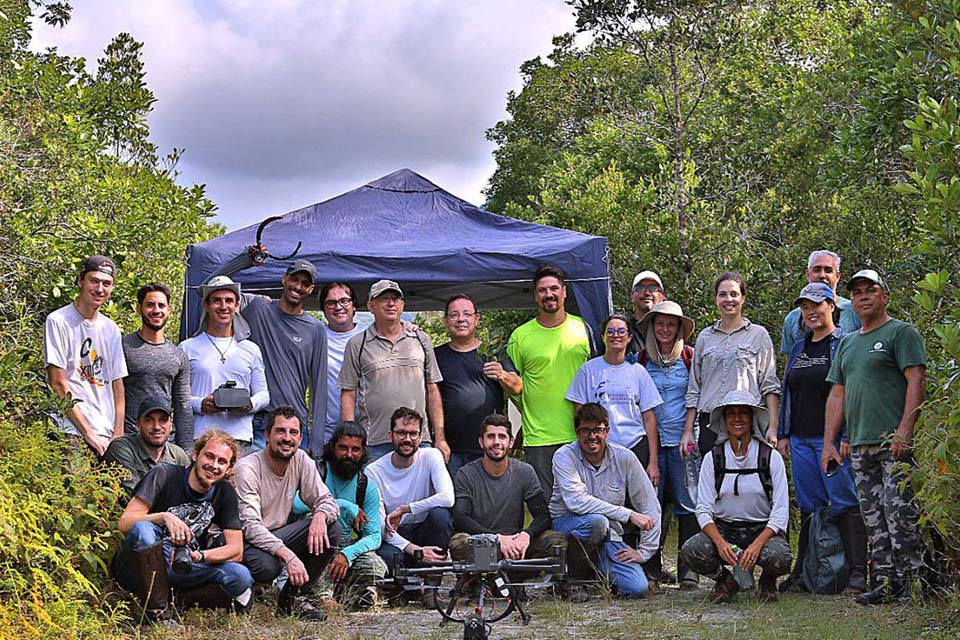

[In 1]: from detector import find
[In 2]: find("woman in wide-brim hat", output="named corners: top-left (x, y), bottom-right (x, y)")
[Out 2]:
top-left (679, 390), bottom-right (792, 604)
top-left (637, 301), bottom-right (699, 590)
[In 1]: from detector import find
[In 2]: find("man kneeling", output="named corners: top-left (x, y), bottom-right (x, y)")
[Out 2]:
top-left (234, 406), bottom-right (341, 620)
top-left (113, 429), bottom-right (253, 626)
top-left (550, 403), bottom-right (660, 599)
top-left (450, 414), bottom-right (565, 569)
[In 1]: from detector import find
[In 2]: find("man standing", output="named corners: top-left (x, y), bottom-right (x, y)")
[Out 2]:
top-left (339, 280), bottom-right (444, 462)
top-left (367, 408), bottom-right (454, 578)
top-left (823, 269), bottom-right (927, 604)
top-left (781, 250), bottom-right (861, 353)
top-left (105, 397), bottom-right (190, 495)
top-left (450, 414), bottom-right (564, 562)
top-left (234, 406), bottom-right (341, 620)
top-left (435, 293), bottom-right (522, 477)
top-left (551, 403), bottom-right (661, 599)
top-left (314, 420), bottom-right (387, 610)
top-left (113, 430), bottom-right (253, 625)
top-left (319, 282), bottom-right (367, 446)
top-left (206, 248), bottom-right (328, 453)
top-left (122, 282), bottom-right (193, 448)
top-left (506, 265), bottom-right (592, 496)
top-left (180, 276), bottom-right (269, 455)
top-left (626, 270), bottom-right (666, 357)
top-left (45, 255), bottom-right (127, 457)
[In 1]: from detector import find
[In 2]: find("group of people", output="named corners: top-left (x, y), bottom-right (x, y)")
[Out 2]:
top-left (42, 248), bottom-right (928, 627)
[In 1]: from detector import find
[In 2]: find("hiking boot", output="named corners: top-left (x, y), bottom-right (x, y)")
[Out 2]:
top-left (777, 572), bottom-right (808, 594)
top-left (679, 577), bottom-right (699, 591)
top-left (758, 572), bottom-right (779, 603)
top-left (646, 579), bottom-right (663, 595)
top-left (130, 543), bottom-right (182, 629)
top-left (647, 567), bottom-right (677, 585)
top-left (710, 570), bottom-right (738, 604)
top-left (855, 581), bottom-right (904, 605)
top-left (558, 581), bottom-right (589, 603)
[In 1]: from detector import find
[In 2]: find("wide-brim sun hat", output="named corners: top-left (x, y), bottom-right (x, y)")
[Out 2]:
top-left (708, 389), bottom-right (768, 443)
top-left (638, 300), bottom-right (695, 341)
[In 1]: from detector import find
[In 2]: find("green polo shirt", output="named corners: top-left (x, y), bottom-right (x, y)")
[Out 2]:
top-left (104, 432), bottom-right (190, 496)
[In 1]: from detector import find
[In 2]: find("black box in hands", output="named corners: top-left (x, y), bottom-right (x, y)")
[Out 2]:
top-left (213, 381), bottom-right (251, 410)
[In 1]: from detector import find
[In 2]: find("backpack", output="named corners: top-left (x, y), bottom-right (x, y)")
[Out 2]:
top-left (801, 507), bottom-right (850, 594)
top-left (712, 440), bottom-right (773, 502)
top-left (317, 461), bottom-right (369, 534)
top-left (637, 344), bottom-right (693, 370)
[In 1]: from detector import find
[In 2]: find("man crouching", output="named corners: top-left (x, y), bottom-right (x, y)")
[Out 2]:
top-left (113, 429), bottom-right (253, 627)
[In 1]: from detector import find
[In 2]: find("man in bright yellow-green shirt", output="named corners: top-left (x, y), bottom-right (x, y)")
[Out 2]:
top-left (506, 265), bottom-right (592, 496)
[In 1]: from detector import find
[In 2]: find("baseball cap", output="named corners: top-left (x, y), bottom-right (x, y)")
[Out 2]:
top-left (369, 279), bottom-right (403, 301)
top-left (200, 275), bottom-right (241, 301)
top-left (79, 255), bottom-right (116, 279)
top-left (285, 259), bottom-right (317, 284)
top-left (793, 282), bottom-right (836, 306)
top-left (632, 270), bottom-right (663, 290)
top-left (846, 269), bottom-right (887, 291)
top-left (138, 396), bottom-right (173, 421)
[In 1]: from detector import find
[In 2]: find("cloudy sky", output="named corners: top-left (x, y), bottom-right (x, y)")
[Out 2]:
top-left (30, 1), bottom-right (576, 230)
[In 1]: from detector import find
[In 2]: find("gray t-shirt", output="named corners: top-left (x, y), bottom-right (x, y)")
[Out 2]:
top-left (454, 458), bottom-right (541, 535)
top-left (240, 297), bottom-right (327, 434)
top-left (122, 332), bottom-right (193, 448)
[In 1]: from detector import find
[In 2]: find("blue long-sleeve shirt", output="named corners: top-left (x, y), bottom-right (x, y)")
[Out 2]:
top-left (323, 462), bottom-right (382, 565)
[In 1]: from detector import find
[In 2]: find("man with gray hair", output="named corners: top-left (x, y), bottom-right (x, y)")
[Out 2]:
top-left (781, 250), bottom-right (861, 354)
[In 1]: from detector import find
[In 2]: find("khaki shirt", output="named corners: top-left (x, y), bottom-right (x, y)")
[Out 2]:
top-left (104, 432), bottom-right (190, 496)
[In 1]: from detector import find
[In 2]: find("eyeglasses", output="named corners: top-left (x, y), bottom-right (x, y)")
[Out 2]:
top-left (323, 297), bottom-right (353, 308)
top-left (605, 327), bottom-right (628, 337)
top-left (633, 284), bottom-right (663, 293)
top-left (576, 426), bottom-right (608, 437)
top-left (446, 311), bottom-right (476, 320)
top-left (392, 430), bottom-right (421, 440)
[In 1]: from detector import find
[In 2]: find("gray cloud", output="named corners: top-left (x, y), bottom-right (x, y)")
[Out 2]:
top-left (31, 0), bottom-right (575, 228)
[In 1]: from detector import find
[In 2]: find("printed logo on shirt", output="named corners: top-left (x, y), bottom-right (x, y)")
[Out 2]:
top-left (77, 337), bottom-right (105, 387)
top-left (290, 335), bottom-right (303, 344)
top-left (870, 341), bottom-right (887, 354)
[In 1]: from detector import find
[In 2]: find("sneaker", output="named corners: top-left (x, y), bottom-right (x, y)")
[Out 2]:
top-left (354, 586), bottom-right (379, 610)
top-left (855, 581), bottom-right (904, 605)
top-left (710, 571), bottom-right (739, 604)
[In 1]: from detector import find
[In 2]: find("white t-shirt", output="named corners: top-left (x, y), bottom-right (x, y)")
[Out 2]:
top-left (366, 447), bottom-right (454, 550)
top-left (323, 322), bottom-right (367, 442)
top-left (44, 303), bottom-right (128, 438)
top-left (566, 357), bottom-right (663, 449)
top-left (179, 333), bottom-right (269, 442)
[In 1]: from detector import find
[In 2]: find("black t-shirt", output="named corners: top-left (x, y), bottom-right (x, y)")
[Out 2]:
top-left (434, 344), bottom-right (505, 453)
top-left (133, 463), bottom-right (242, 546)
top-left (786, 335), bottom-right (833, 438)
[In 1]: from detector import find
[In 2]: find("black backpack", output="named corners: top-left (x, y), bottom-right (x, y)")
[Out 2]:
top-left (802, 507), bottom-right (850, 594)
top-left (317, 460), bottom-right (369, 534)
top-left (712, 440), bottom-right (773, 501)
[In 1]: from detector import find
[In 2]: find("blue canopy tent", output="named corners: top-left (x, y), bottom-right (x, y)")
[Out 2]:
top-left (181, 169), bottom-right (612, 343)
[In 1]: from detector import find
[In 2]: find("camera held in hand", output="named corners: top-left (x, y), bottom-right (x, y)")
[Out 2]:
top-left (172, 545), bottom-right (193, 574)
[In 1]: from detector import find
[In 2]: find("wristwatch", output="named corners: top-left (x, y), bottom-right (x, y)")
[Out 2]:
top-left (198, 550), bottom-right (206, 563)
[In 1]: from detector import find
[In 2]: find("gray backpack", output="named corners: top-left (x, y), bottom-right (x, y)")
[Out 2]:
top-left (801, 507), bottom-right (850, 594)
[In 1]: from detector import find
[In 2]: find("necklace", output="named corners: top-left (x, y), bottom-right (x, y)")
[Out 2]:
top-left (204, 332), bottom-right (234, 364)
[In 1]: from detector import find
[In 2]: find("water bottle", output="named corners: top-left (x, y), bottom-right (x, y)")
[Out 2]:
top-left (683, 445), bottom-right (700, 508)
top-left (730, 546), bottom-right (755, 591)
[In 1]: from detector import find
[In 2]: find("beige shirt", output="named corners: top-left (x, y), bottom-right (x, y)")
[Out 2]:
top-left (685, 318), bottom-right (780, 413)
top-left (233, 449), bottom-right (339, 555)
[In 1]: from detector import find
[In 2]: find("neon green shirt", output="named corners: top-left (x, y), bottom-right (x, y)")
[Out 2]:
top-left (507, 314), bottom-right (591, 446)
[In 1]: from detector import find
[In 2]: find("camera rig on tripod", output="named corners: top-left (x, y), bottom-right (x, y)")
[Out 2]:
top-left (379, 533), bottom-right (567, 639)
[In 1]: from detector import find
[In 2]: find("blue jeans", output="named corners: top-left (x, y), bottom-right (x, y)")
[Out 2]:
top-left (657, 446), bottom-right (695, 516)
top-left (377, 507), bottom-right (453, 575)
top-left (112, 521), bottom-right (253, 597)
top-left (447, 450), bottom-right (482, 480)
top-left (552, 513), bottom-right (648, 598)
top-left (790, 435), bottom-right (859, 516)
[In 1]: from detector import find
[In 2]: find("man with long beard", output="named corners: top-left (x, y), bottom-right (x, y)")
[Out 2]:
top-left (234, 406), bottom-right (341, 620)
top-left (122, 282), bottom-right (193, 448)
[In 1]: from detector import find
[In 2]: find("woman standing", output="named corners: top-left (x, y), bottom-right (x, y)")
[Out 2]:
top-left (777, 282), bottom-right (867, 593)
top-left (681, 272), bottom-right (780, 458)
top-left (638, 301), bottom-right (700, 589)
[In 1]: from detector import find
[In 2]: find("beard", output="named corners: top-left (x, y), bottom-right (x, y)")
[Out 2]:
top-left (483, 448), bottom-right (508, 463)
top-left (140, 313), bottom-right (167, 332)
top-left (330, 456), bottom-right (361, 479)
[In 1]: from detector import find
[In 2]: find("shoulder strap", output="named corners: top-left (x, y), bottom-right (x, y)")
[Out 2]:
top-left (637, 349), bottom-right (649, 366)
top-left (712, 440), bottom-right (773, 501)
top-left (712, 443), bottom-right (725, 497)
top-left (681, 345), bottom-right (693, 370)
top-left (757, 442), bottom-right (773, 501)
top-left (355, 471), bottom-right (368, 512)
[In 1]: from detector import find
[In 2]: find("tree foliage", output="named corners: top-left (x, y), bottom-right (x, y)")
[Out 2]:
top-left (0, 1), bottom-right (222, 633)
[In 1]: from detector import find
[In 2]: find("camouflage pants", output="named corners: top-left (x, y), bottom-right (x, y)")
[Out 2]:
top-left (679, 520), bottom-right (792, 579)
top-left (315, 550), bottom-right (388, 605)
top-left (851, 445), bottom-right (925, 584)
